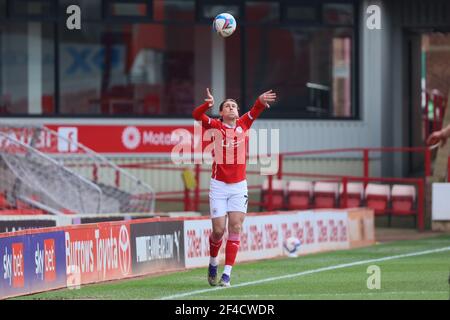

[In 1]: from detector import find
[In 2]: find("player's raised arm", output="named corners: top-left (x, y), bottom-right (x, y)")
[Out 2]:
top-left (192, 88), bottom-right (220, 128)
top-left (427, 124), bottom-right (450, 148)
top-left (192, 88), bottom-right (213, 120)
top-left (258, 89), bottom-right (277, 107)
top-left (240, 90), bottom-right (277, 127)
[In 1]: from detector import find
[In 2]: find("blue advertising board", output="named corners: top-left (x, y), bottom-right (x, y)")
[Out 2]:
top-left (0, 231), bottom-right (66, 299)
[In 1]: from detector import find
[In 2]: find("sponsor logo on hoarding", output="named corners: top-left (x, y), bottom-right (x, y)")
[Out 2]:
top-left (65, 224), bottom-right (131, 282)
top-left (3, 247), bottom-right (12, 286)
top-left (264, 223), bottom-right (278, 249)
top-left (281, 223), bottom-right (292, 239)
top-left (184, 212), bottom-right (351, 268)
top-left (0, 220), bottom-right (57, 234)
top-left (122, 126), bottom-right (189, 151)
top-left (3, 242), bottom-right (25, 288)
top-left (44, 239), bottom-right (56, 282)
top-left (122, 126), bottom-right (141, 150)
top-left (186, 229), bottom-right (202, 259)
top-left (305, 221), bottom-right (314, 244)
top-left (12, 243), bottom-right (25, 288)
top-left (65, 231), bottom-right (95, 274)
top-left (329, 219), bottom-right (338, 242)
top-left (118, 225), bottom-right (131, 276)
top-left (250, 225), bottom-right (263, 251)
top-left (240, 230), bottom-right (249, 251)
top-left (202, 228), bottom-right (211, 257)
top-left (136, 231), bottom-right (181, 263)
top-left (44, 124), bottom-right (198, 154)
top-left (95, 228), bottom-right (119, 277)
top-left (95, 226), bottom-right (132, 277)
top-left (131, 221), bottom-right (185, 273)
top-left (0, 232), bottom-right (67, 299)
top-left (294, 223), bottom-right (304, 244)
top-left (317, 220), bottom-right (328, 243)
top-left (57, 127), bottom-right (78, 152)
top-left (0, 128), bottom-right (52, 150)
top-left (35, 239), bottom-right (57, 282)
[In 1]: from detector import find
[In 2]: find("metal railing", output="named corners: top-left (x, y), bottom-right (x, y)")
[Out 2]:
top-left (125, 146), bottom-right (432, 230)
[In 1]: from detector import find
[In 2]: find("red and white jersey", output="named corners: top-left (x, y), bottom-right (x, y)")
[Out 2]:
top-left (192, 99), bottom-right (268, 183)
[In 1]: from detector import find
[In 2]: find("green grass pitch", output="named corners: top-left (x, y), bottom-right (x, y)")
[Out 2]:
top-left (15, 234), bottom-right (450, 300)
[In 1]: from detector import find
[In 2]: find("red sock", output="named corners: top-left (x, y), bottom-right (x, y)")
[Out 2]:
top-left (209, 234), bottom-right (223, 258)
top-left (225, 233), bottom-right (240, 266)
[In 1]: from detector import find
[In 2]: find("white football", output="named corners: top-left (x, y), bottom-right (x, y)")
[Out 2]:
top-left (283, 237), bottom-right (301, 257)
top-left (213, 13), bottom-right (237, 38)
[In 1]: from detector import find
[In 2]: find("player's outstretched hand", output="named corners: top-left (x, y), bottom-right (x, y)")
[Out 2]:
top-left (427, 130), bottom-right (448, 148)
top-left (205, 88), bottom-right (214, 107)
top-left (259, 90), bottom-right (277, 106)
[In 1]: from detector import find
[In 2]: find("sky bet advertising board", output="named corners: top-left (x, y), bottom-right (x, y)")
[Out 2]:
top-left (0, 231), bottom-right (66, 299)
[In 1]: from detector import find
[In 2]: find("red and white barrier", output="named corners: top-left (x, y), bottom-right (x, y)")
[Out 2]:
top-left (184, 209), bottom-right (374, 268)
top-left (0, 208), bottom-right (374, 299)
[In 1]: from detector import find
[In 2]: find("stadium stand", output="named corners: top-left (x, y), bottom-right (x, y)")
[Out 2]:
top-left (261, 178), bottom-right (285, 210)
top-left (286, 180), bottom-right (313, 210)
top-left (0, 126), bottom-right (155, 215)
top-left (364, 183), bottom-right (391, 215)
top-left (313, 181), bottom-right (339, 209)
top-left (391, 184), bottom-right (417, 214)
top-left (339, 182), bottom-right (364, 208)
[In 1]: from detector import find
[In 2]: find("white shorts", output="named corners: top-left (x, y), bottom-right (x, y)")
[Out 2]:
top-left (209, 178), bottom-right (248, 218)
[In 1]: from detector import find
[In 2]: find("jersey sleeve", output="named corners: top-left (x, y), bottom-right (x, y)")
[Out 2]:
top-left (192, 102), bottom-right (221, 129)
top-left (239, 98), bottom-right (268, 128)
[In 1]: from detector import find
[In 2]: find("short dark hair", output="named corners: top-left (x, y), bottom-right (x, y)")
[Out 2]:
top-left (219, 99), bottom-right (239, 112)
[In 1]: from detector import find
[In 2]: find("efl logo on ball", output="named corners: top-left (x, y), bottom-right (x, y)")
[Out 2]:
top-left (213, 13), bottom-right (237, 38)
top-left (283, 237), bottom-right (301, 258)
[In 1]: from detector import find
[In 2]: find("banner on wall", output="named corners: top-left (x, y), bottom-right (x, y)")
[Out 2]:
top-left (0, 219), bottom-right (57, 234)
top-left (130, 220), bottom-right (185, 275)
top-left (184, 210), bottom-right (353, 268)
top-left (0, 125), bottom-right (201, 154)
top-left (0, 231), bottom-right (66, 299)
top-left (64, 223), bottom-right (132, 285)
top-left (45, 125), bottom-right (200, 154)
top-left (0, 208), bottom-right (374, 299)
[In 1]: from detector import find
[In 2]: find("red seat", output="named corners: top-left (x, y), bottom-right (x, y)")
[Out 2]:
top-left (16, 200), bottom-right (31, 210)
top-left (391, 185), bottom-right (416, 215)
top-left (365, 184), bottom-right (390, 215)
top-left (313, 182), bottom-right (339, 209)
top-left (287, 180), bottom-right (312, 210)
top-left (262, 179), bottom-right (285, 210)
top-left (0, 193), bottom-right (10, 209)
top-left (0, 209), bottom-right (44, 215)
top-left (143, 94), bottom-right (160, 114)
top-left (340, 182), bottom-right (364, 208)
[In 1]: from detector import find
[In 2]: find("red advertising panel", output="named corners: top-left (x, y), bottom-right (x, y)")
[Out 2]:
top-left (11, 243), bottom-right (25, 288)
top-left (44, 239), bottom-right (57, 282)
top-left (1, 125), bottom-right (201, 154)
top-left (43, 124), bottom-right (201, 154)
top-left (64, 223), bottom-right (132, 285)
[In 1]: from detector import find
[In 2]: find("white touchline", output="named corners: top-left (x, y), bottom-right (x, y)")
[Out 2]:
top-left (189, 291), bottom-right (449, 299)
top-left (159, 246), bottom-right (450, 300)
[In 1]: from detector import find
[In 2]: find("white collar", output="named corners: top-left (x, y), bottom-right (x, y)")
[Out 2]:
top-left (223, 122), bottom-right (236, 129)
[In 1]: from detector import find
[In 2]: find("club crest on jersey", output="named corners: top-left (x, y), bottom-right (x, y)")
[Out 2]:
top-left (221, 139), bottom-right (244, 148)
